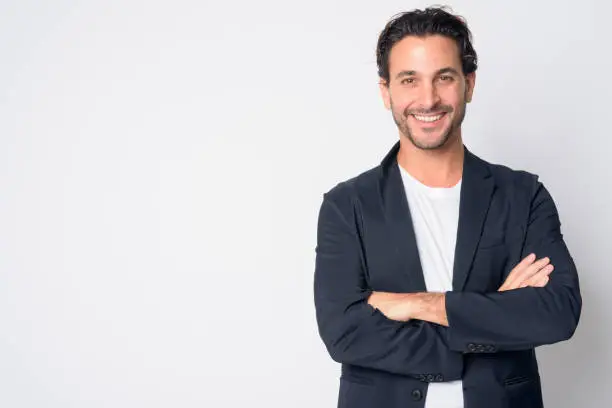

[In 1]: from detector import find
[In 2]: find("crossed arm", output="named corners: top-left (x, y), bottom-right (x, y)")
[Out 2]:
top-left (368, 253), bottom-right (555, 327)
top-left (314, 180), bottom-right (581, 377)
top-left (442, 182), bottom-right (581, 352)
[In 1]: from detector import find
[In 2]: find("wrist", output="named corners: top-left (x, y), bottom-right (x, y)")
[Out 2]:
top-left (412, 292), bottom-right (448, 326)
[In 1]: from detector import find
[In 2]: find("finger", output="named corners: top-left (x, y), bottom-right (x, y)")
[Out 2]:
top-left (525, 265), bottom-right (554, 287)
top-left (512, 253), bottom-right (537, 275)
top-left (500, 253), bottom-right (536, 290)
top-left (530, 274), bottom-right (550, 288)
top-left (519, 253), bottom-right (537, 267)
top-left (518, 257), bottom-right (550, 282)
top-left (503, 256), bottom-right (550, 291)
top-left (504, 254), bottom-right (546, 290)
top-left (537, 275), bottom-right (550, 287)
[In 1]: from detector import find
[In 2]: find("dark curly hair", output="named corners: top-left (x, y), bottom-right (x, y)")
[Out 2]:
top-left (376, 6), bottom-right (478, 85)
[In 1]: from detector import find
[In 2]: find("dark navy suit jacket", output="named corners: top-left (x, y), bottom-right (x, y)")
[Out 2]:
top-left (313, 141), bottom-right (581, 408)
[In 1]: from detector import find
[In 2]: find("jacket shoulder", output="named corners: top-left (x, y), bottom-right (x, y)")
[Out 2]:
top-left (478, 155), bottom-right (541, 197)
top-left (321, 165), bottom-right (382, 212)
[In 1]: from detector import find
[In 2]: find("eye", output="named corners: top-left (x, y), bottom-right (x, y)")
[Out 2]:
top-left (439, 75), bottom-right (454, 82)
top-left (401, 78), bottom-right (415, 85)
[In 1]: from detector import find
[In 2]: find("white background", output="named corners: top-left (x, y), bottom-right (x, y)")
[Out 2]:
top-left (0, 1), bottom-right (609, 407)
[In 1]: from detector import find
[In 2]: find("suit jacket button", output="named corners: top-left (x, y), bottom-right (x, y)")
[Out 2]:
top-left (467, 343), bottom-right (477, 352)
top-left (426, 374), bottom-right (435, 382)
top-left (411, 389), bottom-right (423, 401)
top-left (435, 374), bottom-right (444, 382)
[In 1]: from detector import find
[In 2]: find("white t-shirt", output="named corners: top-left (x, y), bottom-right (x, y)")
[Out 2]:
top-left (398, 162), bottom-right (464, 408)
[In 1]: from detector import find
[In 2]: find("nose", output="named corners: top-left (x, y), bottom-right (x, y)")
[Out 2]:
top-left (419, 83), bottom-right (441, 111)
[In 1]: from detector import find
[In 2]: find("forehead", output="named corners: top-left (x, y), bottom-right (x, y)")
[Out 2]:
top-left (388, 34), bottom-right (461, 75)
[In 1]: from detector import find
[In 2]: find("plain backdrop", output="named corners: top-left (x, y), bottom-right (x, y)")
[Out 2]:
top-left (0, 0), bottom-right (609, 407)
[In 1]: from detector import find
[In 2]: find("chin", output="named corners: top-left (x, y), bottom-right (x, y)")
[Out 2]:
top-left (409, 133), bottom-right (452, 150)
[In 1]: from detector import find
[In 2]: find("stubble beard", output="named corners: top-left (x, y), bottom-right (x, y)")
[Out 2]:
top-left (391, 99), bottom-right (467, 151)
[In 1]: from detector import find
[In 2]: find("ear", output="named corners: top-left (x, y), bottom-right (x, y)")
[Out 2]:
top-left (465, 72), bottom-right (476, 103)
top-left (378, 79), bottom-right (391, 110)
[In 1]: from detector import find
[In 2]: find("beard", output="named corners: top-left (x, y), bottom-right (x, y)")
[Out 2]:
top-left (390, 97), bottom-right (467, 150)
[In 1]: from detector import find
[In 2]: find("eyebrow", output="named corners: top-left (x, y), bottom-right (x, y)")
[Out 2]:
top-left (395, 67), bottom-right (461, 79)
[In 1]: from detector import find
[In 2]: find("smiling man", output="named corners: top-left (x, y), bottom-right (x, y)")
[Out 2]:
top-left (385, 36), bottom-right (470, 152)
top-left (314, 7), bottom-right (581, 408)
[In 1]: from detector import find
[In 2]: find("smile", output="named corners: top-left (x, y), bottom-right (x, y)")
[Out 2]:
top-left (412, 113), bottom-right (446, 123)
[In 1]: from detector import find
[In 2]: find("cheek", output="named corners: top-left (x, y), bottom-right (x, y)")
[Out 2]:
top-left (389, 99), bottom-right (405, 116)
top-left (437, 89), bottom-right (455, 103)
top-left (445, 86), bottom-right (466, 105)
top-left (390, 94), bottom-right (414, 116)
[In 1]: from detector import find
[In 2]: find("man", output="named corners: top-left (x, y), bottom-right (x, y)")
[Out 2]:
top-left (313, 7), bottom-right (581, 408)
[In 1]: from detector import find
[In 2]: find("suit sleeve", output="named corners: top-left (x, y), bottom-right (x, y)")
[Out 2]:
top-left (445, 179), bottom-right (582, 353)
top-left (314, 192), bottom-right (462, 379)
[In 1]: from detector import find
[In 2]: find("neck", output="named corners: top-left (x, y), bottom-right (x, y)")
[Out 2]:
top-left (396, 133), bottom-right (464, 188)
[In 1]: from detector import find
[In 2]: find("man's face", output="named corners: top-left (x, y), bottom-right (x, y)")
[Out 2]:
top-left (379, 35), bottom-right (475, 150)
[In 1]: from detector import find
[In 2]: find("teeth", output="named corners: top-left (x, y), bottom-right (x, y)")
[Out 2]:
top-left (413, 113), bottom-right (444, 122)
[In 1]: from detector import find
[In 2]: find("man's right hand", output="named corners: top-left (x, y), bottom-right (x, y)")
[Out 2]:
top-left (498, 253), bottom-right (554, 292)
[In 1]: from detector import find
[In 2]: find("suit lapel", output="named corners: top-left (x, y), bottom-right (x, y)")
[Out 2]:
top-left (379, 141), bottom-right (495, 293)
top-left (380, 142), bottom-right (427, 292)
top-left (452, 147), bottom-right (495, 291)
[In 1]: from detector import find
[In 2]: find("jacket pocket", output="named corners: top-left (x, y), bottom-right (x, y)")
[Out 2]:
top-left (503, 375), bottom-right (530, 386)
top-left (479, 225), bottom-right (524, 250)
top-left (503, 375), bottom-right (543, 408)
top-left (340, 374), bottom-right (375, 386)
top-left (478, 229), bottom-right (506, 249)
top-left (338, 378), bottom-right (378, 408)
